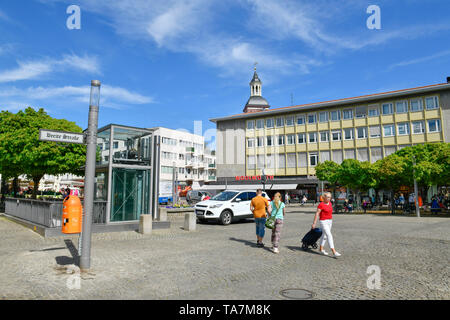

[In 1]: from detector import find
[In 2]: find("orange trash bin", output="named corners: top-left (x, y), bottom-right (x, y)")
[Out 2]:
top-left (62, 195), bottom-right (83, 234)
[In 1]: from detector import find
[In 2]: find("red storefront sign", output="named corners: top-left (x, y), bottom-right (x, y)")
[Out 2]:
top-left (235, 175), bottom-right (274, 181)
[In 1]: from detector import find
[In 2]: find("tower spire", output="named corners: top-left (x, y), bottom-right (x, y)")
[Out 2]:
top-left (243, 65), bottom-right (270, 113)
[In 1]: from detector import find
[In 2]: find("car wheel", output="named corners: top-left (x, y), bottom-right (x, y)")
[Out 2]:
top-left (219, 210), bottom-right (233, 225)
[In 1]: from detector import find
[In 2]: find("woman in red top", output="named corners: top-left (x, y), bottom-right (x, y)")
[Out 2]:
top-left (312, 192), bottom-right (341, 257)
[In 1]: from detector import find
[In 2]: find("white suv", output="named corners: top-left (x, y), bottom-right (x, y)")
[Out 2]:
top-left (194, 190), bottom-right (270, 225)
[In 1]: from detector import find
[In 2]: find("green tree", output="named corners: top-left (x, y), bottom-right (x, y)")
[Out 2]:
top-left (315, 161), bottom-right (340, 197)
top-left (335, 159), bottom-right (377, 209)
top-left (0, 107), bottom-right (86, 199)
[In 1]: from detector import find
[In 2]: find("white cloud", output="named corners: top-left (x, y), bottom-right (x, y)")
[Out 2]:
top-left (0, 85), bottom-right (154, 110)
top-left (0, 54), bottom-right (101, 83)
top-left (387, 49), bottom-right (450, 70)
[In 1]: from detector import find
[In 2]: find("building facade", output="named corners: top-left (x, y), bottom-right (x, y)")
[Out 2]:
top-left (211, 72), bottom-right (450, 198)
top-left (150, 127), bottom-right (216, 197)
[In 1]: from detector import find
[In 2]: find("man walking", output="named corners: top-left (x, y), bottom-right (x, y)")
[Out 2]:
top-left (250, 189), bottom-right (271, 247)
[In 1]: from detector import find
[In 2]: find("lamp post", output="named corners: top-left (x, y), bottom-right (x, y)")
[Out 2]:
top-left (80, 80), bottom-right (101, 272)
top-left (261, 168), bottom-right (266, 192)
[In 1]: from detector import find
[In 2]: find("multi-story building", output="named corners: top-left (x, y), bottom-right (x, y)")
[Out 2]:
top-left (149, 127), bottom-right (216, 197)
top-left (211, 70), bottom-right (450, 199)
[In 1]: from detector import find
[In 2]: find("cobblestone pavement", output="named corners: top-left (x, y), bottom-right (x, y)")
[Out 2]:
top-left (0, 207), bottom-right (449, 300)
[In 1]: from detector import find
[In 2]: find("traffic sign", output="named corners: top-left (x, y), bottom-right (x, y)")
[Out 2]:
top-left (39, 129), bottom-right (85, 145)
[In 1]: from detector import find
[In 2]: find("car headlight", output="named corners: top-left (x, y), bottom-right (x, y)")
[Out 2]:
top-left (210, 204), bottom-right (223, 209)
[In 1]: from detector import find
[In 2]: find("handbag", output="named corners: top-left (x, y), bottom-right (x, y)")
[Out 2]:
top-left (265, 203), bottom-right (280, 229)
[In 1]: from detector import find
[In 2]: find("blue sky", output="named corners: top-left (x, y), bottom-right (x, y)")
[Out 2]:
top-left (0, 0), bottom-right (449, 148)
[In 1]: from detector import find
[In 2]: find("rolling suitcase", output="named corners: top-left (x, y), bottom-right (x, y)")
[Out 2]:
top-left (301, 228), bottom-right (322, 250)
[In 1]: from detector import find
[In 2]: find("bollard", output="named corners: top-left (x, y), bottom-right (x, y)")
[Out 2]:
top-left (139, 214), bottom-right (152, 234)
top-left (184, 212), bottom-right (196, 231)
top-left (158, 207), bottom-right (168, 222)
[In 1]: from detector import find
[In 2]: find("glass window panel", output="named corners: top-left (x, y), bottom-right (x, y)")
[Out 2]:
top-left (276, 117), bottom-right (284, 127)
top-left (309, 132), bottom-right (317, 143)
top-left (286, 116), bottom-right (294, 126)
top-left (256, 119), bottom-right (264, 129)
top-left (382, 103), bottom-right (393, 115)
top-left (410, 99), bottom-right (423, 112)
top-left (383, 125), bottom-right (395, 137)
top-left (277, 135), bottom-right (285, 145)
top-left (396, 101), bottom-right (408, 113)
top-left (297, 133), bottom-right (306, 144)
top-left (309, 153), bottom-right (318, 167)
top-left (287, 153), bottom-right (296, 168)
top-left (287, 134), bottom-right (295, 145)
top-left (277, 154), bottom-right (286, 168)
top-left (266, 154), bottom-right (275, 168)
top-left (247, 156), bottom-right (256, 169)
top-left (370, 147), bottom-right (382, 163)
top-left (308, 113), bottom-right (317, 124)
top-left (266, 136), bottom-right (273, 146)
top-left (247, 120), bottom-right (255, 130)
top-left (332, 150), bottom-right (343, 164)
top-left (368, 107), bottom-right (379, 117)
top-left (297, 152), bottom-right (307, 167)
top-left (330, 110), bottom-right (341, 121)
top-left (412, 121), bottom-right (425, 134)
top-left (426, 96), bottom-right (438, 110)
top-left (369, 126), bottom-right (381, 138)
top-left (266, 118), bottom-right (274, 128)
top-left (343, 109), bottom-right (353, 120)
top-left (257, 155), bottom-right (265, 169)
top-left (320, 151), bottom-right (330, 162)
top-left (384, 146), bottom-right (397, 156)
top-left (320, 131), bottom-right (329, 142)
top-left (247, 138), bottom-right (255, 148)
top-left (332, 130), bottom-right (341, 141)
top-left (357, 148), bottom-right (368, 161)
top-left (297, 115), bottom-right (306, 125)
top-left (257, 137), bottom-right (264, 147)
top-left (319, 112), bottom-right (328, 122)
top-left (357, 127), bottom-right (367, 139)
top-left (344, 128), bottom-right (354, 140)
top-left (355, 106), bottom-right (367, 118)
top-left (428, 119), bottom-right (441, 132)
top-left (345, 149), bottom-right (355, 159)
top-left (397, 123), bottom-right (410, 135)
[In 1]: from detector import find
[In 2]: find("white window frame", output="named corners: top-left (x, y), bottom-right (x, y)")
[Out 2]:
top-left (285, 116), bottom-right (295, 126)
top-left (286, 134), bottom-right (295, 145)
top-left (355, 106), bottom-right (367, 119)
top-left (344, 128), bottom-right (354, 140)
top-left (309, 153), bottom-right (319, 167)
top-left (319, 111), bottom-right (328, 123)
top-left (397, 122), bottom-right (410, 136)
top-left (425, 96), bottom-right (439, 110)
top-left (410, 99), bottom-right (423, 112)
top-left (343, 109), bottom-right (353, 120)
top-left (369, 125), bottom-right (381, 138)
top-left (356, 127), bottom-right (367, 139)
top-left (412, 121), bottom-right (425, 134)
top-left (368, 106), bottom-right (380, 117)
top-left (277, 135), bottom-right (285, 146)
top-left (256, 119), bottom-right (264, 130)
top-left (247, 138), bottom-right (255, 148)
top-left (330, 110), bottom-right (341, 121)
top-left (427, 119), bottom-right (441, 133)
top-left (331, 130), bottom-right (341, 141)
top-left (247, 120), bottom-right (255, 130)
top-left (276, 117), bottom-right (285, 127)
top-left (308, 132), bottom-right (317, 143)
top-left (257, 136), bottom-right (264, 147)
top-left (383, 124), bottom-right (395, 137)
top-left (266, 135), bottom-right (273, 146)
top-left (308, 113), bottom-right (317, 124)
top-left (382, 103), bottom-right (394, 115)
top-left (297, 133), bottom-right (306, 144)
top-left (266, 118), bottom-right (274, 128)
top-left (395, 101), bottom-right (408, 114)
top-left (320, 131), bottom-right (329, 142)
top-left (296, 115), bottom-right (306, 125)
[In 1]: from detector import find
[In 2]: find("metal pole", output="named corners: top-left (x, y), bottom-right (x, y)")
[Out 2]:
top-left (80, 80), bottom-right (101, 272)
top-left (413, 155), bottom-right (420, 218)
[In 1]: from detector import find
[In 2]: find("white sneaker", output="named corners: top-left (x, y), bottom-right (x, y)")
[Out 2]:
top-left (320, 250), bottom-right (329, 256)
top-left (272, 247), bottom-right (279, 254)
top-left (333, 251), bottom-right (341, 257)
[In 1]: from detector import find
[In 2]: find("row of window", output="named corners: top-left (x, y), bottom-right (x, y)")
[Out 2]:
top-left (162, 166), bottom-right (211, 175)
top-left (247, 119), bottom-right (441, 147)
top-left (246, 146), bottom-right (408, 169)
top-left (246, 96), bottom-right (440, 130)
top-left (161, 137), bottom-right (203, 150)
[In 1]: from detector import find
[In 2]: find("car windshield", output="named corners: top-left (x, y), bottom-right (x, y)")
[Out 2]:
top-left (211, 191), bottom-right (239, 201)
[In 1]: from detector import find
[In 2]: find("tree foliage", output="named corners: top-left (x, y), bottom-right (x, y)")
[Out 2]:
top-left (0, 107), bottom-right (86, 198)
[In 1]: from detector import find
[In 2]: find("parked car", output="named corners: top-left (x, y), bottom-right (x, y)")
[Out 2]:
top-left (194, 190), bottom-right (270, 225)
top-left (186, 190), bottom-right (212, 204)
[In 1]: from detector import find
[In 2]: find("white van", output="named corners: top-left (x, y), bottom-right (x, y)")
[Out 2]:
top-left (194, 190), bottom-right (270, 225)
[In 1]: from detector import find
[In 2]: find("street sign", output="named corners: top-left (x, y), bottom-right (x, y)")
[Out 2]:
top-left (39, 129), bottom-right (85, 145)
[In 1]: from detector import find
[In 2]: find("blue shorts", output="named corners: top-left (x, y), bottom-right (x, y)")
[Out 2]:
top-left (255, 217), bottom-right (266, 238)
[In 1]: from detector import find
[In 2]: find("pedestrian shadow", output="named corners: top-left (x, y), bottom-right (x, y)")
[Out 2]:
top-left (55, 239), bottom-right (79, 267)
top-left (286, 245), bottom-right (337, 259)
top-left (229, 237), bottom-right (258, 248)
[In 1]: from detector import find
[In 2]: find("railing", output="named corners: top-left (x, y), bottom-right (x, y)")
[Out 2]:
top-left (5, 198), bottom-right (107, 228)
